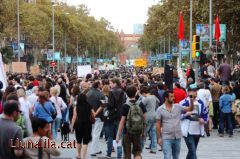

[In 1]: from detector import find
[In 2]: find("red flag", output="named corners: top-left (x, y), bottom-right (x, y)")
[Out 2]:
top-left (178, 11), bottom-right (184, 41)
top-left (214, 15), bottom-right (221, 42)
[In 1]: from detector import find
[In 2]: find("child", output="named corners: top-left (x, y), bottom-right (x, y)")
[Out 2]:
top-left (219, 86), bottom-right (234, 137)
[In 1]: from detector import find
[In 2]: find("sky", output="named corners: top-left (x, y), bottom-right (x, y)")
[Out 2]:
top-left (66, 0), bottom-right (158, 33)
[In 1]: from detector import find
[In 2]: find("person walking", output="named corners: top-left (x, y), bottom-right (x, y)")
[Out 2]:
top-left (23, 117), bottom-right (60, 159)
top-left (71, 93), bottom-right (94, 159)
top-left (116, 85), bottom-right (146, 159)
top-left (86, 81), bottom-right (105, 157)
top-left (104, 78), bottom-right (126, 158)
top-left (141, 86), bottom-right (159, 154)
top-left (180, 84), bottom-right (209, 159)
top-left (0, 100), bottom-right (23, 159)
top-left (156, 90), bottom-right (194, 159)
top-left (49, 86), bottom-right (67, 139)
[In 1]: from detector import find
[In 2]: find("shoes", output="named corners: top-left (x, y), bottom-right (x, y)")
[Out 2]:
top-left (90, 154), bottom-right (97, 157)
top-left (96, 151), bottom-right (102, 154)
top-left (229, 134), bottom-right (233, 138)
top-left (145, 147), bottom-right (151, 150)
top-left (158, 145), bottom-right (163, 151)
top-left (219, 134), bottom-right (224, 137)
top-left (105, 155), bottom-right (111, 158)
top-left (149, 151), bottom-right (156, 154)
top-left (206, 132), bottom-right (210, 137)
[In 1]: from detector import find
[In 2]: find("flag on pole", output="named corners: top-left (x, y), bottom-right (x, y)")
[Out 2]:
top-left (214, 15), bottom-right (221, 42)
top-left (178, 11), bottom-right (184, 41)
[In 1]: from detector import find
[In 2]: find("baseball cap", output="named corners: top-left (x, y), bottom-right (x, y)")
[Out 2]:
top-left (188, 83), bottom-right (198, 91)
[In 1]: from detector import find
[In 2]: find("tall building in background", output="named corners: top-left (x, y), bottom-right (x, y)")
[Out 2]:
top-left (133, 24), bottom-right (144, 35)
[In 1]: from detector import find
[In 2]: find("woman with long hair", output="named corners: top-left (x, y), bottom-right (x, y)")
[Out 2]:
top-left (49, 86), bottom-right (67, 140)
top-left (17, 88), bottom-right (33, 137)
top-left (71, 93), bottom-right (94, 159)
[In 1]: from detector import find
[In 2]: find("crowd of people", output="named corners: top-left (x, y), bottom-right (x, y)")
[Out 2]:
top-left (0, 59), bottom-right (239, 159)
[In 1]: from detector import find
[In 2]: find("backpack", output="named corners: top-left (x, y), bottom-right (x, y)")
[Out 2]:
top-left (126, 101), bottom-right (144, 135)
top-left (16, 114), bottom-right (28, 138)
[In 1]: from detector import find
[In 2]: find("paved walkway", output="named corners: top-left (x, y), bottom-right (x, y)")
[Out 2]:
top-left (53, 129), bottom-right (240, 159)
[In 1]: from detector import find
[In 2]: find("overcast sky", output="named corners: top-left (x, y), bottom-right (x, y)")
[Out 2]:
top-left (66, 0), bottom-right (158, 33)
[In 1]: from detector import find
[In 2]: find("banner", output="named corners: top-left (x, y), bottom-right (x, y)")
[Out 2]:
top-left (54, 52), bottom-right (61, 60)
top-left (196, 24), bottom-right (226, 42)
top-left (30, 65), bottom-right (40, 76)
top-left (196, 24), bottom-right (210, 41)
top-left (77, 65), bottom-right (92, 77)
top-left (12, 62), bottom-right (27, 73)
top-left (152, 67), bottom-right (164, 75)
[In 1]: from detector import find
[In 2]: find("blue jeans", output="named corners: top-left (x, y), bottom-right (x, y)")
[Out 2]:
top-left (52, 118), bottom-right (61, 139)
top-left (219, 112), bottom-right (233, 135)
top-left (145, 118), bottom-right (157, 152)
top-left (162, 138), bottom-right (181, 159)
top-left (105, 121), bottom-right (122, 157)
top-left (62, 108), bottom-right (69, 123)
top-left (184, 135), bottom-right (200, 159)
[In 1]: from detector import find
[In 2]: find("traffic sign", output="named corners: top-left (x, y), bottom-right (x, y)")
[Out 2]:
top-left (50, 61), bottom-right (56, 67)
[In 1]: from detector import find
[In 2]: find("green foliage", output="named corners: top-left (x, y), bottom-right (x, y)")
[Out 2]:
top-left (0, 0), bottom-right (123, 59)
top-left (140, 0), bottom-right (240, 55)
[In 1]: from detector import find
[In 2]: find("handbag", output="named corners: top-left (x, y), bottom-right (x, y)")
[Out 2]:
top-left (42, 102), bottom-right (57, 120)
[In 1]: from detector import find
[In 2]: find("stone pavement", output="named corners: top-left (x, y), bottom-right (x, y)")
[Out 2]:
top-left (53, 129), bottom-right (240, 159)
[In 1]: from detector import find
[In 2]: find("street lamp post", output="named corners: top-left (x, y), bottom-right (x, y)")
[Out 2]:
top-left (17, 0), bottom-right (20, 62)
top-left (77, 37), bottom-right (79, 66)
top-left (209, 0), bottom-right (212, 47)
top-left (52, 1), bottom-right (56, 72)
top-left (64, 12), bottom-right (69, 73)
top-left (190, 0), bottom-right (193, 64)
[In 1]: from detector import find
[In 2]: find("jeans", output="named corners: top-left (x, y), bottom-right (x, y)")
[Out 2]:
top-left (52, 118), bottom-right (61, 139)
top-left (184, 135), bottom-right (200, 159)
top-left (145, 118), bottom-right (157, 152)
top-left (162, 138), bottom-right (181, 159)
top-left (62, 107), bottom-right (69, 123)
top-left (105, 121), bottom-right (122, 157)
top-left (90, 118), bottom-right (104, 154)
top-left (219, 112), bottom-right (233, 135)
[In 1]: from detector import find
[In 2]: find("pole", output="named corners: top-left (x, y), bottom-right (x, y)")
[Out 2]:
top-left (168, 32), bottom-right (171, 64)
top-left (17, 0), bottom-right (20, 62)
top-left (164, 37), bottom-right (166, 66)
top-left (52, 3), bottom-right (55, 72)
top-left (179, 40), bottom-right (182, 68)
top-left (190, 0), bottom-right (193, 64)
top-left (209, 0), bottom-right (212, 47)
top-left (64, 33), bottom-right (67, 73)
top-left (77, 37), bottom-right (79, 66)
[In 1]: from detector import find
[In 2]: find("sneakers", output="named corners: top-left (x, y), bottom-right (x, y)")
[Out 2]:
top-left (90, 151), bottom-right (102, 157)
top-left (229, 134), bottom-right (233, 138)
top-left (219, 133), bottom-right (224, 137)
top-left (149, 151), bottom-right (156, 154)
top-left (105, 155), bottom-right (111, 158)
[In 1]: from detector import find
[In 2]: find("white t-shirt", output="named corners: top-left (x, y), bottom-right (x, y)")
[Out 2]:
top-left (50, 96), bottom-right (67, 119)
top-left (197, 89), bottom-right (212, 108)
top-left (28, 93), bottom-right (38, 108)
top-left (19, 97), bottom-right (31, 118)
